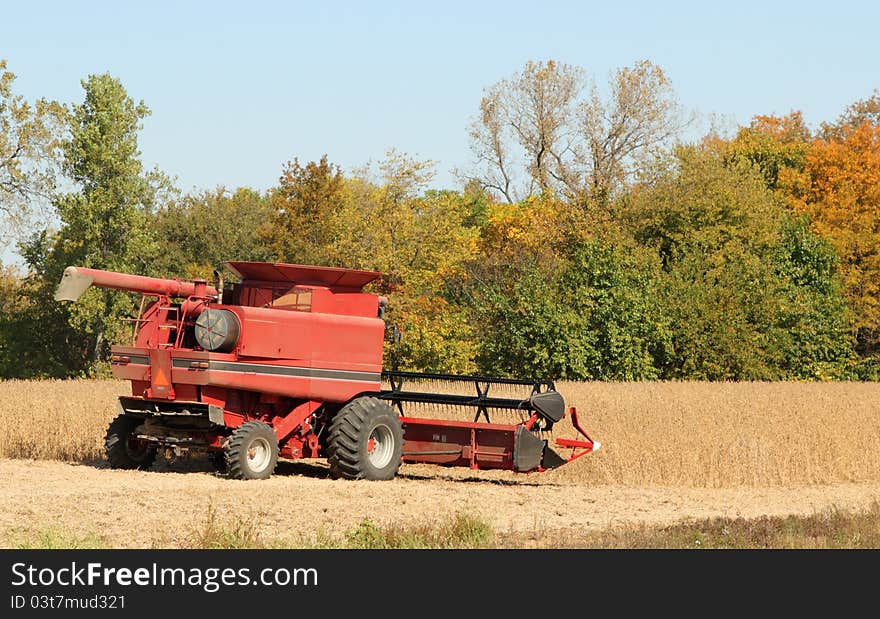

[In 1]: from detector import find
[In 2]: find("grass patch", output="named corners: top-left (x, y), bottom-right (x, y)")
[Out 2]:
top-left (13, 528), bottom-right (107, 549)
top-left (334, 513), bottom-right (492, 549)
top-left (179, 505), bottom-right (493, 549)
top-left (524, 502), bottom-right (880, 549)
top-left (180, 503), bottom-right (268, 549)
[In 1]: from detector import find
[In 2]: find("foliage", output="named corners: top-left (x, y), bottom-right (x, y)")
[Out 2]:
top-left (11, 74), bottom-right (164, 376)
top-left (797, 115), bottom-right (880, 354)
top-left (621, 147), bottom-right (852, 380)
top-left (0, 265), bottom-right (30, 376)
top-left (461, 194), bottom-right (671, 380)
top-left (707, 102), bottom-right (880, 365)
top-left (707, 112), bottom-right (811, 192)
top-left (466, 58), bottom-right (689, 203)
top-left (259, 155), bottom-right (346, 266)
top-left (473, 236), bottom-right (672, 380)
top-left (0, 59), bottom-right (874, 381)
top-left (153, 186), bottom-right (272, 280)
top-left (0, 59), bottom-right (65, 253)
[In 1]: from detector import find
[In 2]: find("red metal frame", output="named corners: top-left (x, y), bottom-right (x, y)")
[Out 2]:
top-left (401, 416), bottom-right (519, 470)
top-left (399, 406), bottom-right (598, 473)
top-left (549, 407), bottom-right (598, 468)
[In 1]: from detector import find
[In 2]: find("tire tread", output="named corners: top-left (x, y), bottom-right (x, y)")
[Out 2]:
top-left (104, 414), bottom-right (157, 470)
top-left (225, 421), bottom-right (279, 480)
top-left (327, 397), bottom-right (402, 480)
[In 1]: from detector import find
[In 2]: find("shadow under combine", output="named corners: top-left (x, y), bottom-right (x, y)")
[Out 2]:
top-left (396, 470), bottom-right (554, 487)
top-left (74, 454), bottom-right (331, 479)
top-left (73, 455), bottom-right (554, 486)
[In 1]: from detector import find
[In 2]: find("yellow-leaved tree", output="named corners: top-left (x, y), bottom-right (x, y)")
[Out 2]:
top-left (796, 102), bottom-right (880, 353)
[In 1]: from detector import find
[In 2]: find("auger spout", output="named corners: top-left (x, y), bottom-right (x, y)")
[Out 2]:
top-left (55, 266), bottom-right (217, 302)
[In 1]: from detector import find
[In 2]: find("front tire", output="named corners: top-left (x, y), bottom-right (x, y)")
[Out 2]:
top-left (224, 421), bottom-right (279, 480)
top-left (105, 414), bottom-right (157, 470)
top-left (327, 397), bottom-right (403, 480)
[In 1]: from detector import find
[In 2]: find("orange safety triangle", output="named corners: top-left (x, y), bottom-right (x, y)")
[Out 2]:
top-left (152, 364), bottom-right (170, 387)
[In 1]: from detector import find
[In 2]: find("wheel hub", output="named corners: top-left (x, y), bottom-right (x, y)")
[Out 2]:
top-left (367, 424), bottom-right (394, 468)
top-left (246, 437), bottom-right (272, 473)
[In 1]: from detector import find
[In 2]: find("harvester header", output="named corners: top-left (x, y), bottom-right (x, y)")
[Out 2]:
top-left (56, 261), bottom-right (599, 480)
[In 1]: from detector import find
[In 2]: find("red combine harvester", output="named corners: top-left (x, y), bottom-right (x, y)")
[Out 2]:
top-left (55, 262), bottom-right (599, 480)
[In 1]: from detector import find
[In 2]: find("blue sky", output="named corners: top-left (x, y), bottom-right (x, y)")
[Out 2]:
top-left (2, 1), bottom-right (879, 193)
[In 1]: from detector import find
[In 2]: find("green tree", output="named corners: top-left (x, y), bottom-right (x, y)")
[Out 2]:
top-left (15, 73), bottom-right (163, 376)
top-left (771, 217), bottom-right (854, 379)
top-left (259, 155), bottom-right (346, 265)
top-left (707, 112), bottom-right (811, 192)
top-left (0, 264), bottom-right (28, 376)
top-left (1, 231), bottom-right (91, 377)
top-left (0, 59), bottom-right (65, 253)
top-left (153, 186), bottom-right (272, 280)
top-left (472, 234), bottom-right (671, 380)
top-left (622, 145), bottom-right (783, 269)
top-left (621, 146), bottom-right (852, 379)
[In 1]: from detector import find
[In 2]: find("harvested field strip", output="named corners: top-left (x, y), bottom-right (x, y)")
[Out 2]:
top-left (3, 460), bottom-right (880, 549)
top-left (13, 506), bottom-right (880, 549)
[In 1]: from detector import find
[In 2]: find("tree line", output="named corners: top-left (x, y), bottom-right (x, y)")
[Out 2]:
top-left (0, 57), bottom-right (878, 380)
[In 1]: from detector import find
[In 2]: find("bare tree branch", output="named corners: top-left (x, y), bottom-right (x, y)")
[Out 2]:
top-left (464, 58), bottom-right (690, 206)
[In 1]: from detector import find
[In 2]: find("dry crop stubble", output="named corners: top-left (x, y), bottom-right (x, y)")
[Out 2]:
top-left (548, 381), bottom-right (880, 487)
top-left (0, 379), bottom-right (126, 462)
top-left (2, 379), bottom-right (880, 488)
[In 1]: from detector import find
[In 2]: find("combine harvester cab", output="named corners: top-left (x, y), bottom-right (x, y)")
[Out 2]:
top-left (55, 262), bottom-right (599, 480)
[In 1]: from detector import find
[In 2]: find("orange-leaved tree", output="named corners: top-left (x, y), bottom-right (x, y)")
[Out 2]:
top-left (791, 94), bottom-right (880, 352)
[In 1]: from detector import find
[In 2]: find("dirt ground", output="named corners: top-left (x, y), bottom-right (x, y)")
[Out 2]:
top-left (3, 457), bottom-right (880, 548)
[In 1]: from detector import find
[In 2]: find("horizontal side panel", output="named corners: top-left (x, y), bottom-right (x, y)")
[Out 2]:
top-left (110, 346), bottom-right (151, 382)
top-left (401, 416), bottom-right (517, 471)
top-left (110, 355), bottom-right (150, 381)
top-left (171, 368), bottom-right (378, 403)
top-left (402, 424), bottom-right (473, 467)
top-left (171, 358), bottom-right (380, 382)
top-left (110, 346), bottom-right (382, 402)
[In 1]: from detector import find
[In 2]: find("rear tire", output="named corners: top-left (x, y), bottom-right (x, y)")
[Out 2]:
top-left (224, 421), bottom-right (279, 480)
top-left (105, 414), bottom-right (157, 470)
top-left (327, 397), bottom-right (403, 480)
